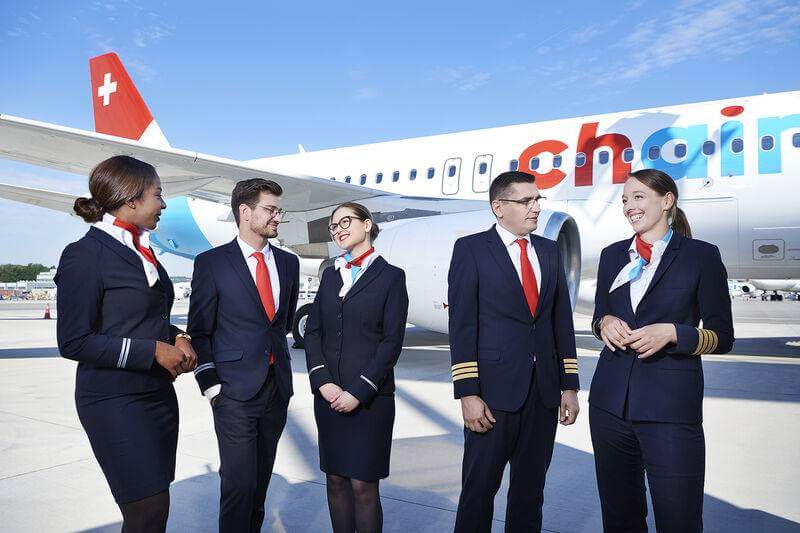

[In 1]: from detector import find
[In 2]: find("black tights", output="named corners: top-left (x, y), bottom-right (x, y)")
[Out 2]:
top-left (326, 474), bottom-right (383, 533)
top-left (119, 490), bottom-right (170, 533)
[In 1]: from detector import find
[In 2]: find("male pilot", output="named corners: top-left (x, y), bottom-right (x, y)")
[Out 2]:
top-left (188, 178), bottom-right (299, 533)
top-left (448, 171), bottom-right (580, 532)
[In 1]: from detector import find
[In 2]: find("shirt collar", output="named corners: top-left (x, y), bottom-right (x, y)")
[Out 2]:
top-left (495, 223), bottom-right (530, 248)
top-left (237, 236), bottom-right (270, 260)
top-left (628, 229), bottom-right (673, 258)
top-left (95, 213), bottom-right (152, 247)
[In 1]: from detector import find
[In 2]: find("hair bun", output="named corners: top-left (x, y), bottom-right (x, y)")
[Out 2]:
top-left (73, 197), bottom-right (104, 223)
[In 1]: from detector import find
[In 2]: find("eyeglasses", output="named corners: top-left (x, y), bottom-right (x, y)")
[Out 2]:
top-left (496, 196), bottom-right (546, 209)
top-left (255, 204), bottom-right (285, 218)
top-left (328, 216), bottom-right (364, 234)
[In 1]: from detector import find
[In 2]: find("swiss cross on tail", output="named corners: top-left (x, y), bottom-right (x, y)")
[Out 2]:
top-left (89, 52), bottom-right (168, 146)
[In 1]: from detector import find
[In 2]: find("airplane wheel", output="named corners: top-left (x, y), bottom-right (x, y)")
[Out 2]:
top-left (292, 304), bottom-right (311, 348)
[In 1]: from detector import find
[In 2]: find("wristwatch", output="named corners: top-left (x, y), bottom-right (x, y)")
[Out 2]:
top-left (175, 332), bottom-right (192, 343)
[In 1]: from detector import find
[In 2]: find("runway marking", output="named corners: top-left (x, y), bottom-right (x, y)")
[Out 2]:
top-left (0, 458), bottom-right (93, 482)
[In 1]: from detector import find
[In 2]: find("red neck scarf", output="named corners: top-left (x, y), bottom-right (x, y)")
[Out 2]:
top-left (344, 246), bottom-right (375, 269)
top-left (635, 234), bottom-right (653, 263)
top-left (113, 218), bottom-right (158, 268)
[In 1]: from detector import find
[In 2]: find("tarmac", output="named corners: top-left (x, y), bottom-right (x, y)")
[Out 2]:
top-left (0, 298), bottom-right (798, 532)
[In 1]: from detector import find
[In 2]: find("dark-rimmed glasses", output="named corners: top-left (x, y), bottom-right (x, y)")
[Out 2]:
top-left (328, 216), bottom-right (364, 234)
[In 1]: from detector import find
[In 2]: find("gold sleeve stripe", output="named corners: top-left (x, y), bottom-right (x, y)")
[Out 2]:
top-left (564, 364), bottom-right (579, 369)
top-left (562, 358), bottom-right (578, 363)
top-left (453, 372), bottom-right (479, 382)
top-left (692, 328), bottom-right (705, 356)
top-left (452, 362), bottom-right (478, 371)
top-left (565, 369), bottom-right (579, 374)
top-left (702, 330), bottom-right (713, 354)
top-left (708, 330), bottom-right (719, 353)
top-left (452, 368), bottom-right (479, 378)
top-left (693, 328), bottom-right (721, 355)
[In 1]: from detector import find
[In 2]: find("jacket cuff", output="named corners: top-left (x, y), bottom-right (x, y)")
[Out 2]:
top-left (671, 324), bottom-right (699, 355)
top-left (194, 362), bottom-right (221, 393)
top-left (452, 361), bottom-right (480, 399)
top-left (125, 338), bottom-right (156, 370)
top-left (349, 374), bottom-right (379, 406)
top-left (561, 357), bottom-right (580, 391)
top-left (308, 365), bottom-right (335, 391)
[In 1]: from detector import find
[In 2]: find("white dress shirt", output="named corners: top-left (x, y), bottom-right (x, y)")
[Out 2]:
top-left (204, 237), bottom-right (281, 402)
top-left (627, 232), bottom-right (672, 312)
top-left (93, 213), bottom-right (159, 287)
top-left (495, 223), bottom-right (542, 294)
top-left (334, 251), bottom-right (380, 297)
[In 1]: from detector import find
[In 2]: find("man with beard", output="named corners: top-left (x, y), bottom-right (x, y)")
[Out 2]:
top-left (188, 178), bottom-right (299, 533)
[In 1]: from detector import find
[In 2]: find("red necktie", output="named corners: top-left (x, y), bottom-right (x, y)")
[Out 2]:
top-left (251, 251), bottom-right (276, 364)
top-left (113, 218), bottom-right (158, 268)
top-left (635, 234), bottom-right (653, 263)
top-left (515, 239), bottom-right (539, 316)
top-left (345, 246), bottom-right (375, 269)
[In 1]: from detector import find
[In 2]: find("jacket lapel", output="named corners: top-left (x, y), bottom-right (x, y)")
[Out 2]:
top-left (638, 232), bottom-right (683, 307)
top-left (486, 227), bottom-right (532, 321)
top-left (530, 235), bottom-right (551, 322)
top-left (618, 246), bottom-right (636, 322)
top-left (343, 256), bottom-right (387, 302)
top-left (225, 239), bottom-right (269, 322)
top-left (272, 247), bottom-right (288, 318)
top-left (88, 227), bottom-right (148, 275)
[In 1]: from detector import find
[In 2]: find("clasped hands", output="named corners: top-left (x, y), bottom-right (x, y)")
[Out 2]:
top-left (460, 390), bottom-right (579, 433)
top-left (598, 315), bottom-right (677, 359)
top-left (155, 337), bottom-right (198, 378)
top-left (319, 383), bottom-right (361, 413)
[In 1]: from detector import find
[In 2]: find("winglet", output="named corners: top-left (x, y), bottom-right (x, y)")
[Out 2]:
top-left (89, 52), bottom-right (169, 146)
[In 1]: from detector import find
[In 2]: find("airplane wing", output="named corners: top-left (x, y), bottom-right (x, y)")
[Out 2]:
top-left (0, 182), bottom-right (79, 214)
top-left (0, 114), bottom-right (386, 211)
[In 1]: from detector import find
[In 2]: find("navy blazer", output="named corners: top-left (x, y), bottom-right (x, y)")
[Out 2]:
top-left (447, 226), bottom-right (579, 413)
top-left (188, 239), bottom-right (299, 402)
top-left (304, 257), bottom-right (409, 406)
top-left (589, 232), bottom-right (734, 423)
top-left (55, 227), bottom-right (181, 394)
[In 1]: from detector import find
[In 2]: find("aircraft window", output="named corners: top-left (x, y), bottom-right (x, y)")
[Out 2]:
top-left (599, 150), bottom-right (610, 164)
top-left (674, 143), bottom-right (687, 158)
top-left (793, 133), bottom-right (800, 148)
top-left (647, 146), bottom-right (660, 160)
top-left (702, 141), bottom-right (715, 155)
top-left (375, 172), bottom-right (383, 184)
top-left (731, 138), bottom-right (744, 153)
top-left (345, 176), bottom-right (352, 183)
top-left (479, 162), bottom-right (488, 174)
top-left (509, 159), bottom-right (519, 171)
top-left (392, 171), bottom-right (400, 182)
top-left (359, 174), bottom-right (367, 185)
top-left (575, 152), bottom-right (586, 167)
top-left (761, 135), bottom-right (774, 151)
top-left (529, 157), bottom-right (540, 171)
top-left (427, 167), bottom-right (435, 179)
top-left (552, 155), bottom-right (562, 168)
top-left (410, 169), bottom-right (417, 180)
top-left (622, 148), bottom-right (634, 163)
top-left (448, 165), bottom-right (457, 178)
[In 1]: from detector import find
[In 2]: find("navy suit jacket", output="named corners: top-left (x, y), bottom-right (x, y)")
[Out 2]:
top-left (304, 257), bottom-right (409, 406)
top-left (55, 227), bottom-right (181, 394)
top-left (188, 239), bottom-right (299, 402)
top-left (447, 225), bottom-right (579, 412)
top-left (589, 232), bottom-right (734, 423)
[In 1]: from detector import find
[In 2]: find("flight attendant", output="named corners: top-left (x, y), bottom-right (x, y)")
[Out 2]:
top-left (589, 168), bottom-right (734, 532)
top-left (304, 202), bottom-right (409, 533)
top-left (55, 155), bottom-right (196, 533)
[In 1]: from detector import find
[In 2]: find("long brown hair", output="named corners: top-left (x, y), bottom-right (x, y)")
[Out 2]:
top-left (330, 202), bottom-right (380, 241)
top-left (73, 155), bottom-right (159, 223)
top-left (627, 169), bottom-right (692, 238)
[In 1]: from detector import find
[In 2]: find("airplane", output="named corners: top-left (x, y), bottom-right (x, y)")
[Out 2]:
top-left (738, 279), bottom-right (800, 300)
top-left (1, 52), bottom-right (798, 344)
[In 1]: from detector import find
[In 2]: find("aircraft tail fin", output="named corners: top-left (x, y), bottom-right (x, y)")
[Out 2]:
top-left (89, 52), bottom-right (169, 146)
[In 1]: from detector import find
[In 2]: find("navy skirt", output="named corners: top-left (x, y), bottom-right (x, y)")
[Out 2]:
top-left (314, 394), bottom-right (395, 481)
top-left (76, 385), bottom-right (179, 504)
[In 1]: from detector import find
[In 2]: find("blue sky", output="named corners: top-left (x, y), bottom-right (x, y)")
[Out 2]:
top-left (1, 0), bottom-right (799, 275)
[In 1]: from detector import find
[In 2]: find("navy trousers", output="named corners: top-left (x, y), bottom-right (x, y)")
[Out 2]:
top-left (213, 367), bottom-right (288, 533)
top-left (589, 405), bottom-right (705, 533)
top-left (455, 371), bottom-right (558, 533)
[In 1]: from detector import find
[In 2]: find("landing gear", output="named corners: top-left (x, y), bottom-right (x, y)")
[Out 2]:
top-left (292, 304), bottom-right (311, 348)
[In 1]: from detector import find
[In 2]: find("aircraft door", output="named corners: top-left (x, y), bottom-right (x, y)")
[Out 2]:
top-left (472, 154), bottom-right (493, 193)
top-left (442, 157), bottom-right (462, 195)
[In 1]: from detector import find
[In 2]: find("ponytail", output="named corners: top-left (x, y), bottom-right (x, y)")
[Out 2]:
top-left (671, 206), bottom-right (692, 238)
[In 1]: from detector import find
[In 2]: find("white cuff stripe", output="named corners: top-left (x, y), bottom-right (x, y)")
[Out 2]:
top-left (121, 338), bottom-right (130, 368)
top-left (194, 362), bottom-right (216, 375)
top-left (309, 365), bottom-right (325, 374)
top-left (117, 338), bottom-right (130, 368)
top-left (360, 375), bottom-right (378, 391)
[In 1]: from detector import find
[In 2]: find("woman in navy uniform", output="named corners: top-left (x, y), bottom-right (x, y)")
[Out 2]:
top-left (589, 168), bottom-right (734, 532)
top-left (304, 202), bottom-right (409, 533)
top-left (55, 155), bottom-right (197, 533)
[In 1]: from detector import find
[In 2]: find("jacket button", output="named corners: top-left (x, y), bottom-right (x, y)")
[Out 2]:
top-left (337, 331), bottom-right (342, 336)
top-left (337, 313), bottom-right (342, 319)
top-left (162, 314), bottom-right (168, 319)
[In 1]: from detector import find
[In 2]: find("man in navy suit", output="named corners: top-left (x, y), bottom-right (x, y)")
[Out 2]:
top-left (448, 171), bottom-right (580, 533)
top-left (188, 178), bottom-right (299, 533)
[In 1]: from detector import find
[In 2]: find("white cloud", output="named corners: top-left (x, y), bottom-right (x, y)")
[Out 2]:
top-left (431, 66), bottom-right (491, 92)
top-left (355, 87), bottom-right (376, 100)
top-left (133, 24), bottom-right (171, 48)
